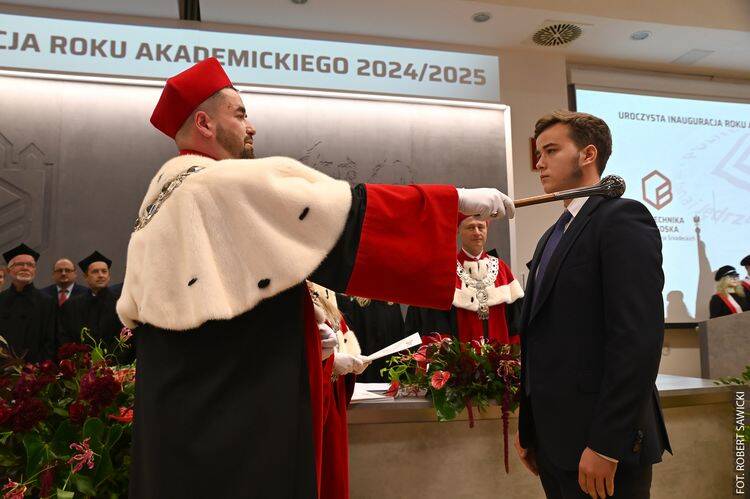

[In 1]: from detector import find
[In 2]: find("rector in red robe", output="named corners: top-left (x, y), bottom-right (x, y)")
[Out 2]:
top-left (118, 58), bottom-right (514, 498)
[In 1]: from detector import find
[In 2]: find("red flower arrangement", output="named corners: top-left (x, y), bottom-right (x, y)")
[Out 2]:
top-left (384, 335), bottom-right (521, 472)
top-left (0, 327), bottom-right (135, 497)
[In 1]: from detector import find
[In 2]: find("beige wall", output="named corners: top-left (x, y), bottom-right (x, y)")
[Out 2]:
top-left (498, 49), bottom-right (568, 282)
top-left (660, 328), bottom-right (702, 377)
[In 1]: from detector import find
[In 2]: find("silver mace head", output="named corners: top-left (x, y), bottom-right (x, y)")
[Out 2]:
top-left (599, 175), bottom-right (626, 198)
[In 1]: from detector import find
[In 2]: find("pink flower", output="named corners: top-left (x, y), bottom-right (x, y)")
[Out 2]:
top-left (412, 348), bottom-right (428, 364)
top-left (2, 479), bottom-right (27, 499)
top-left (68, 437), bottom-right (95, 474)
top-left (59, 359), bottom-right (76, 379)
top-left (39, 467), bottom-right (55, 498)
top-left (68, 402), bottom-right (87, 425)
top-left (430, 370), bottom-right (451, 390)
top-left (119, 327), bottom-right (133, 342)
top-left (79, 366), bottom-right (121, 415)
top-left (9, 398), bottom-right (49, 433)
top-left (107, 407), bottom-right (133, 424)
top-left (39, 360), bottom-right (58, 376)
top-left (57, 342), bottom-right (91, 360)
top-left (470, 339), bottom-right (484, 353)
top-left (112, 367), bottom-right (136, 385)
top-left (385, 380), bottom-right (400, 398)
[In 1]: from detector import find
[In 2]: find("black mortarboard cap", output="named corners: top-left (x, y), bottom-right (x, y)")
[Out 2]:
top-left (715, 265), bottom-right (739, 281)
top-left (78, 251), bottom-right (112, 273)
top-left (3, 243), bottom-right (40, 264)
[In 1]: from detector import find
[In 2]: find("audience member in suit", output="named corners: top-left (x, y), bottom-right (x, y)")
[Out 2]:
top-left (0, 243), bottom-right (56, 362)
top-left (41, 258), bottom-right (87, 308)
top-left (515, 111), bottom-right (671, 499)
top-left (60, 251), bottom-right (130, 361)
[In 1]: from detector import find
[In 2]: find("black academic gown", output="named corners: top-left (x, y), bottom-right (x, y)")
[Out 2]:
top-left (337, 295), bottom-right (405, 383)
top-left (130, 183), bottom-right (459, 499)
top-left (0, 284), bottom-right (56, 362)
top-left (59, 287), bottom-right (128, 360)
top-left (709, 292), bottom-right (750, 318)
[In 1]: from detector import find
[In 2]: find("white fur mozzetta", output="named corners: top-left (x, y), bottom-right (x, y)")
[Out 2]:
top-left (452, 257), bottom-right (524, 312)
top-left (116, 154), bottom-right (352, 331)
top-left (336, 328), bottom-right (362, 356)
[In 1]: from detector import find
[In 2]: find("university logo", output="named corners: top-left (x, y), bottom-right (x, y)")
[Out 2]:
top-left (713, 133), bottom-right (750, 193)
top-left (0, 132), bottom-right (56, 253)
top-left (641, 170), bottom-right (673, 210)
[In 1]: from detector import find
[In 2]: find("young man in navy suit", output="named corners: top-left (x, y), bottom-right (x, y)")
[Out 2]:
top-left (514, 111), bottom-right (671, 499)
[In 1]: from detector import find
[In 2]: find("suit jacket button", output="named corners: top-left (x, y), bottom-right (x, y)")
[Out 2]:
top-left (632, 430), bottom-right (644, 453)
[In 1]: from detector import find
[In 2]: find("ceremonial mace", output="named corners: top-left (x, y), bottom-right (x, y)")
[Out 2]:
top-left (513, 174), bottom-right (626, 208)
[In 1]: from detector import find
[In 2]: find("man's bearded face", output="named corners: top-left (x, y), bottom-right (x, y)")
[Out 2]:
top-left (213, 89), bottom-right (255, 160)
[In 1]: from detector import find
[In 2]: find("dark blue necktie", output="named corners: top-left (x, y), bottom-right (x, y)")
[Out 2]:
top-left (525, 209), bottom-right (573, 397)
top-left (532, 209), bottom-right (573, 306)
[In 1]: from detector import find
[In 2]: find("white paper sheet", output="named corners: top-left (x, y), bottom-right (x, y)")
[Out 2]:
top-left (360, 333), bottom-right (421, 362)
top-left (350, 384), bottom-right (389, 402)
top-left (355, 382), bottom-right (391, 392)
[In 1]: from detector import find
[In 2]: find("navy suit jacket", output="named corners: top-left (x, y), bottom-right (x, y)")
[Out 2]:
top-left (41, 282), bottom-right (87, 306)
top-left (518, 196), bottom-right (671, 470)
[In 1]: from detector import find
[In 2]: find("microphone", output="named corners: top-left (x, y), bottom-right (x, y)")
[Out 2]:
top-left (513, 175), bottom-right (626, 208)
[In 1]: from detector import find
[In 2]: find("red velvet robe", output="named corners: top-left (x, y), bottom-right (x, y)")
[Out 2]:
top-left (306, 184), bottom-right (458, 497)
top-left (454, 250), bottom-right (522, 344)
top-left (320, 319), bottom-right (356, 499)
top-left (130, 153), bottom-right (459, 498)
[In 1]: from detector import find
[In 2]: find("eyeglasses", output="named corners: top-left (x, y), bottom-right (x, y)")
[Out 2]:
top-left (54, 268), bottom-right (75, 274)
top-left (10, 262), bottom-right (36, 269)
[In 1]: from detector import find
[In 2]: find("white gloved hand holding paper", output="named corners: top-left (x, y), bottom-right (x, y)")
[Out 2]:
top-left (457, 188), bottom-right (515, 220)
top-left (333, 352), bottom-right (372, 376)
top-left (319, 323), bottom-right (338, 360)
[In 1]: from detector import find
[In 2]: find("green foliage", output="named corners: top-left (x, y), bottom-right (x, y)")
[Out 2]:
top-left (384, 336), bottom-right (521, 420)
top-left (0, 327), bottom-right (135, 497)
top-left (383, 336), bottom-right (521, 472)
top-left (716, 365), bottom-right (750, 387)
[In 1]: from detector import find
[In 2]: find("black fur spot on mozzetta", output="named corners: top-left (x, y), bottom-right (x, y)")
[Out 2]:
top-left (258, 278), bottom-right (271, 289)
top-left (299, 207), bottom-right (310, 220)
top-left (188, 278), bottom-right (198, 286)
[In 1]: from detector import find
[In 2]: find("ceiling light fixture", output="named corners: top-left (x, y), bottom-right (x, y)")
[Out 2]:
top-left (472, 12), bottom-right (491, 23)
top-left (291, 0), bottom-right (308, 4)
top-left (630, 30), bottom-right (652, 41)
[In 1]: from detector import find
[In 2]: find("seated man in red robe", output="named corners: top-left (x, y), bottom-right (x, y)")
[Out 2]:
top-left (405, 214), bottom-right (524, 344)
top-left (117, 57), bottom-right (515, 498)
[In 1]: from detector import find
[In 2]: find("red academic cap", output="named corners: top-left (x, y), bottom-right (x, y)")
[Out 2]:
top-left (150, 57), bottom-right (233, 139)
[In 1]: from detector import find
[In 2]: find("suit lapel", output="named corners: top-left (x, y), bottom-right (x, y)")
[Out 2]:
top-left (520, 225), bottom-right (555, 327)
top-left (529, 197), bottom-right (605, 323)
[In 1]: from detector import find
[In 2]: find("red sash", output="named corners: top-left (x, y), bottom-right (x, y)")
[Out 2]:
top-left (717, 293), bottom-right (742, 314)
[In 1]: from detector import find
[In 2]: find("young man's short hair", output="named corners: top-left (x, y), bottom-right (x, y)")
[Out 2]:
top-left (534, 110), bottom-right (612, 175)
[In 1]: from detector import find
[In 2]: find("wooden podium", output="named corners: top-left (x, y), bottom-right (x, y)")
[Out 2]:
top-left (699, 310), bottom-right (750, 379)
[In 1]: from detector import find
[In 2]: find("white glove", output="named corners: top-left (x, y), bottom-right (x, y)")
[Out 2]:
top-left (457, 188), bottom-right (515, 220)
top-left (333, 353), bottom-right (372, 376)
top-left (319, 323), bottom-right (338, 360)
